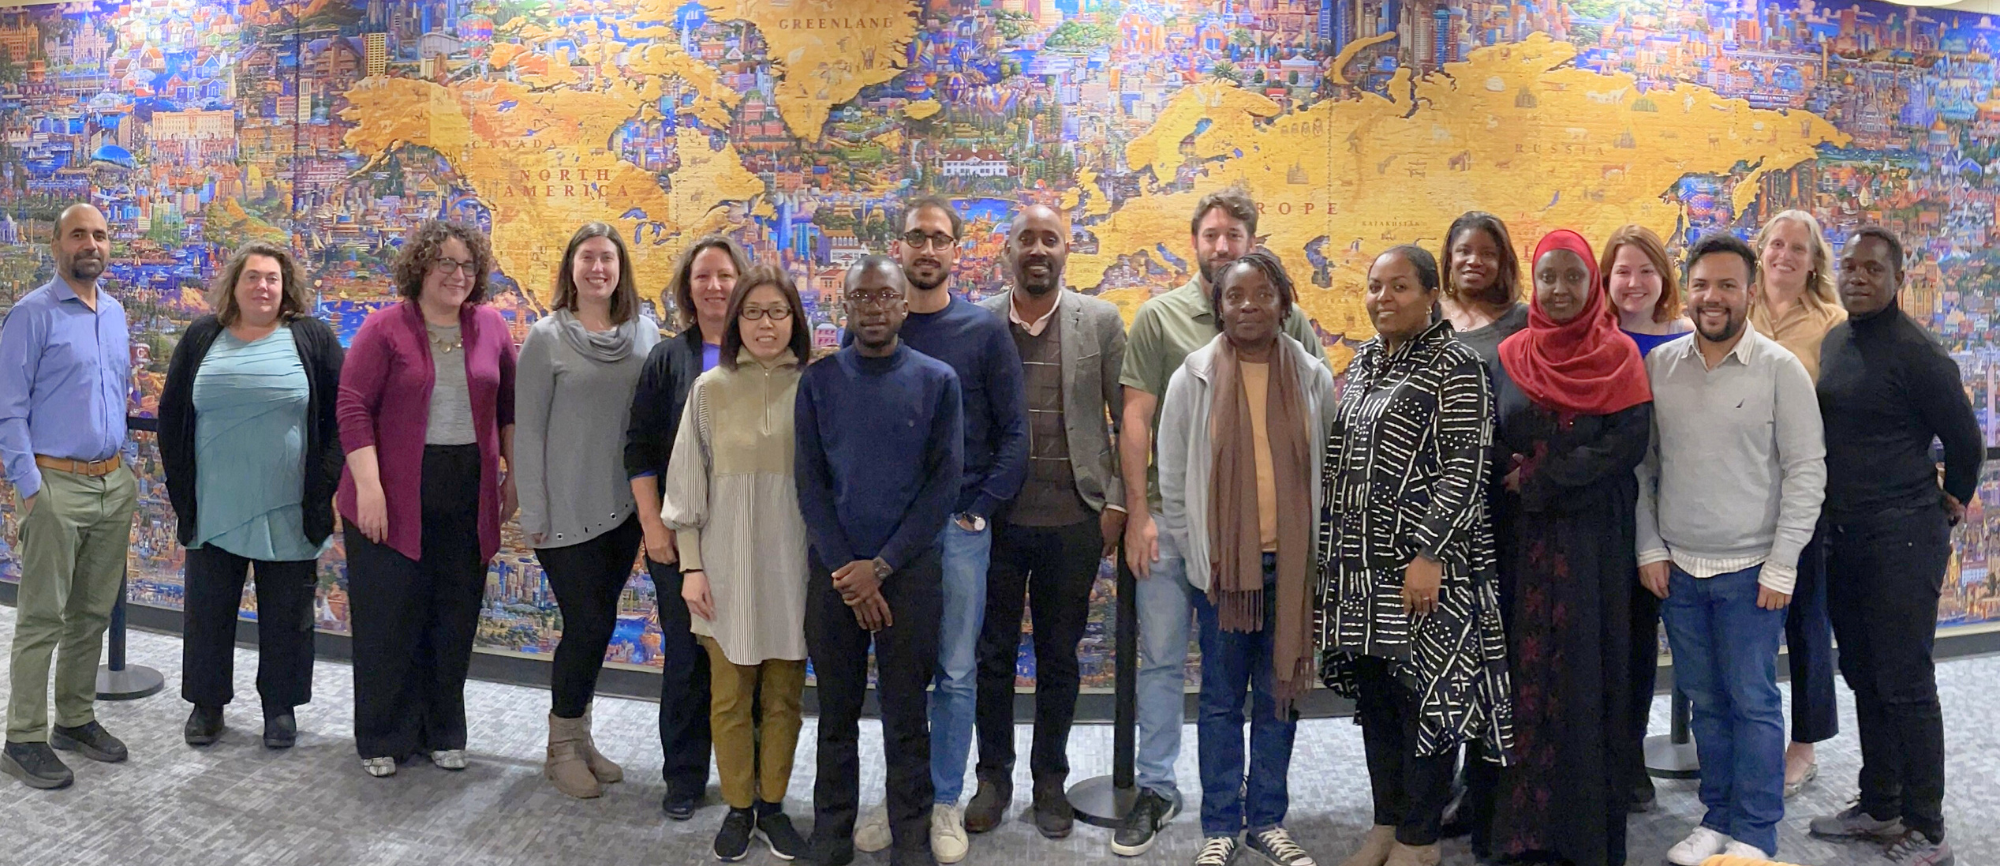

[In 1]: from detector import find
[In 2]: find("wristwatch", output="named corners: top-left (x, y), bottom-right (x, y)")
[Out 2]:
top-left (956, 512), bottom-right (987, 532)
top-left (871, 557), bottom-right (893, 581)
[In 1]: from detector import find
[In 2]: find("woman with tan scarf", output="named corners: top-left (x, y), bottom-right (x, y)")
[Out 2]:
top-left (1157, 250), bottom-right (1337, 866)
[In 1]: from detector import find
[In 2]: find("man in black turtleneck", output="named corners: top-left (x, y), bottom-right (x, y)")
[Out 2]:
top-left (1808, 226), bottom-right (1980, 866)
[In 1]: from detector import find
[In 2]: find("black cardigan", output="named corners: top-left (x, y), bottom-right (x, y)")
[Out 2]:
top-left (158, 314), bottom-right (346, 549)
top-left (624, 325), bottom-right (707, 480)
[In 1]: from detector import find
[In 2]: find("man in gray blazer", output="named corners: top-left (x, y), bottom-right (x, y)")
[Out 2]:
top-left (966, 204), bottom-right (1127, 840)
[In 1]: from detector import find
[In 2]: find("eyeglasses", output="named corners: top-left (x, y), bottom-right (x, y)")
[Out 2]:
top-left (902, 231), bottom-right (957, 251)
top-left (430, 257), bottom-right (477, 276)
top-left (740, 306), bottom-right (793, 321)
top-left (846, 289), bottom-right (906, 310)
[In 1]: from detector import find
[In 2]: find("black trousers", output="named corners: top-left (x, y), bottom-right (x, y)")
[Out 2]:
top-left (647, 557), bottom-right (713, 797)
top-left (181, 546), bottom-right (317, 713)
top-left (346, 444), bottom-right (487, 761)
top-left (1626, 578), bottom-right (1663, 796)
top-left (974, 516), bottom-right (1101, 785)
top-left (1785, 525), bottom-right (1839, 744)
top-left (537, 516), bottom-right (643, 719)
top-left (806, 547), bottom-right (942, 855)
top-left (1354, 654), bottom-right (1457, 847)
top-left (1827, 507), bottom-right (1953, 840)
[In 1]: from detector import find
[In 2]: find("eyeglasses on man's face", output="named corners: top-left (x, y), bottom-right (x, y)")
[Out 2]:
top-left (901, 231), bottom-right (957, 251)
top-left (846, 289), bottom-right (906, 310)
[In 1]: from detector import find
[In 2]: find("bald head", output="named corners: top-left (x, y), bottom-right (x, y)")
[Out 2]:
top-left (1007, 204), bottom-right (1070, 296)
top-left (53, 202), bottom-right (109, 289)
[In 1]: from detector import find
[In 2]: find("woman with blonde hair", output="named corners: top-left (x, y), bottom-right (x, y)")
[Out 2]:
top-left (1748, 209), bottom-right (1843, 798)
top-left (162, 241), bottom-right (343, 750)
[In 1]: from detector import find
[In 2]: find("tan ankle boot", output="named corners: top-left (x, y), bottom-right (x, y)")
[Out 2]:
top-left (1338, 826), bottom-right (1397, 866)
top-left (1384, 841), bottom-right (1441, 866)
top-left (545, 713), bottom-right (602, 799)
top-left (579, 704), bottom-right (623, 784)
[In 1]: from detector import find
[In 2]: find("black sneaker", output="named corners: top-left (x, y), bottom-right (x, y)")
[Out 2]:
top-left (263, 710), bottom-right (297, 750)
top-left (663, 785), bottom-right (702, 821)
top-left (184, 705), bottom-right (224, 747)
top-left (1112, 787), bottom-right (1179, 857)
top-left (965, 777), bottom-right (1011, 833)
top-left (1884, 829), bottom-right (1954, 866)
top-left (1629, 775), bottom-right (1657, 813)
top-left (1032, 776), bottom-right (1074, 839)
top-left (755, 800), bottom-right (806, 861)
top-left (1246, 826), bottom-right (1317, 866)
top-left (797, 835), bottom-right (856, 866)
top-left (1, 741), bottom-right (73, 789)
top-left (50, 721), bottom-right (127, 763)
top-left (714, 807), bottom-right (756, 861)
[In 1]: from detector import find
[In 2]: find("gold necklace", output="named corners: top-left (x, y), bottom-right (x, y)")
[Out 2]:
top-left (429, 326), bottom-right (462, 355)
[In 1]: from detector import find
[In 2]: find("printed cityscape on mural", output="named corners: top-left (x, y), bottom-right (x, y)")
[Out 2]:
top-left (2, 0), bottom-right (2000, 686)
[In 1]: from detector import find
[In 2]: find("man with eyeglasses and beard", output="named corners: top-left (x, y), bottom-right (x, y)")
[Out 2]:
top-left (1111, 188), bottom-right (1326, 856)
top-left (0, 203), bottom-right (141, 790)
top-left (797, 255), bottom-right (964, 866)
top-left (964, 204), bottom-right (1128, 840)
top-left (845, 196), bottom-right (1028, 864)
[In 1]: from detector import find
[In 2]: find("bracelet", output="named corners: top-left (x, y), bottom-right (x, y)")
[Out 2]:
top-left (683, 568), bottom-right (703, 574)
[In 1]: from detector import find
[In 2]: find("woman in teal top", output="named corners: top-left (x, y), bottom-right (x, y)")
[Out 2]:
top-left (160, 242), bottom-right (345, 752)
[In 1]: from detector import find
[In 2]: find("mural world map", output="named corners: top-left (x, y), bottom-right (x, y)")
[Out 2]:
top-left (3, 0), bottom-right (2000, 682)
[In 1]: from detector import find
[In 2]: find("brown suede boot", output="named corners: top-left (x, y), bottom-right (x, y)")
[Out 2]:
top-left (1384, 841), bottom-right (1441, 866)
top-left (545, 713), bottom-right (602, 799)
top-left (579, 704), bottom-right (623, 784)
top-left (1338, 826), bottom-right (1397, 866)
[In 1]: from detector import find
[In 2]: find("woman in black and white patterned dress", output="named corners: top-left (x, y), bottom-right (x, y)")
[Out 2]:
top-left (1318, 244), bottom-right (1514, 866)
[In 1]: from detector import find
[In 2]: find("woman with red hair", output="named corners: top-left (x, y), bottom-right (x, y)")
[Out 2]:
top-left (1487, 229), bottom-right (1654, 865)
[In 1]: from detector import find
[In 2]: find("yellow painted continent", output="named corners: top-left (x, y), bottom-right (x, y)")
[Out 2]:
top-left (691, 0), bottom-right (918, 140)
top-left (1074, 34), bottom-right (1848, 370)
top-left (339, 77), bottom-right (765, 311)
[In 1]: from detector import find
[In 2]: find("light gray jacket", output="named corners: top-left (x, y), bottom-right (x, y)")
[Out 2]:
top-left (1158, 333), bottom-right (1338, 592)
top-left (979, 289), bottom-right (1127, 513)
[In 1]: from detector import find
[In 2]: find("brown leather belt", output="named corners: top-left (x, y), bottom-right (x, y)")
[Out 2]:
top-left (35, 455), bottom-right (121, 477)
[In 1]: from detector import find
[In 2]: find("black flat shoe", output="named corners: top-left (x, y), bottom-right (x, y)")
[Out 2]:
top-left (184, 706), bottom-right (224, 747)
top-left (263, 711), bottom-right (297, 749)
top-left (1, 741), bottom-right (73, 789)
top-left (50, 721), bottom-right (127, 763)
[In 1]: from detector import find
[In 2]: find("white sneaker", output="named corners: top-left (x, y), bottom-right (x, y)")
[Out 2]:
top-left (932, 803), bottom-right (969, 864)
top-left (1667, 827), bottom-right (1731, 866)
top-left (360, 757), bottom-right (396, 777)
top-left (853, 805), bottom-right (891, 853)
top-left (1722, 840), bottom-right (1773, 859)
top-left (428, 749), bottom-right (467, 770)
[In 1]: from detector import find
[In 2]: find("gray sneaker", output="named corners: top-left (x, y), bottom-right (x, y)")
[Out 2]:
top-left (1884, 830), bottom-right (1953, 866)
top-left (1809, 803), bottom-right (1905, 840)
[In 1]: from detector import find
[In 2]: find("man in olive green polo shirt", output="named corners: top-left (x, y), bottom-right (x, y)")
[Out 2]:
top-left (1109, 188), bottom-right (1326, 856)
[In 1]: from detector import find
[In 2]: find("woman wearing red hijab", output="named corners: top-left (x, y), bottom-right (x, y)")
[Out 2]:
top-left (1487, 230), bottom-right (1654, 865)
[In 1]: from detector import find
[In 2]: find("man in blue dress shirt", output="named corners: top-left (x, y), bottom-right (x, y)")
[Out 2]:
top-left (0, 203), bottom-right (140, 790)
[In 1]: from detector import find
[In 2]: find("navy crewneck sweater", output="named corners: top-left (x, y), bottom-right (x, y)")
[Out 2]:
top-left (795, 342), bottom-right (964, 571)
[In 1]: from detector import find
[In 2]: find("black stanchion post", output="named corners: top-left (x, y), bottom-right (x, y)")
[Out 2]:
top-left (1068, 546), bottom-right (1140, 827)
top-left (1643, 688), bottom-right (1699, 779)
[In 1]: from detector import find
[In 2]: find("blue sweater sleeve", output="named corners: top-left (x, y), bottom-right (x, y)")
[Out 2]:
top-left (967, 325), bottom-right (1028, 519)
top-left (794, 369), bottom-right (857, 566)
top-left (880, 372), bottom-right (963, 572)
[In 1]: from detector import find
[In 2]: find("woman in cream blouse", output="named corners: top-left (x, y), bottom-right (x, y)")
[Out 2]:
top-left (661, 265), bottom-right (814, 861)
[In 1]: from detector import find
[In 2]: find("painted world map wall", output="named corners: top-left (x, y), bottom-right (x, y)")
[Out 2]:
top-left (2, 0), bottom-right (2000, 689)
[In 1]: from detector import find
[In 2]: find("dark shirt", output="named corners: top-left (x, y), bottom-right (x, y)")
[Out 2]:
top-left (846, 296), bottom-right (1027, 519)
top-left (1621, 328), bottom-right (1690, 359)
top-left (1816, 305), bottom-right (1982, 521)
top-left (1452, 301), bottom-right (1530, 368)
top-left (795, 343), bottom-right (964, 571)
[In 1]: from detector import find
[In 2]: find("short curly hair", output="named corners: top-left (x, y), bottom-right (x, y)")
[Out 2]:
top-left (392, 220), bottom-right (493, 305)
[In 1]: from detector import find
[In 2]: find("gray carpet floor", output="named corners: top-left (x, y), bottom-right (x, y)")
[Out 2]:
top-left (0, 605), bottom-right (1993, 865)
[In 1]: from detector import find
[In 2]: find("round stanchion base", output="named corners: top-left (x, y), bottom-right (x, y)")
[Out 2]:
top-left (1067, 775), bottom-right (1140, 829)
top-left (1644, 732), bottom-right (1700, 779)
top-left (95, 664), bottom-right (165, 701)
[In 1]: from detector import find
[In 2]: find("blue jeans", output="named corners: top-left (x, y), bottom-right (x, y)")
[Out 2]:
top-left (1136, 527), bottom-right (1196, 799)
top-left (1660, 564), bottom-right (1787, 855)
top-left (930, 519), bottom-right (991, 804)
top-left (1194, 560), bottom-right (1296, 836)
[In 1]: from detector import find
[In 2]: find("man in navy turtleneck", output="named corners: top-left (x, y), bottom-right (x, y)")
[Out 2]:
top-left (796, 255), bottom-right (963, 866)
top-left (1807, 227), bottom-right (1980, 866)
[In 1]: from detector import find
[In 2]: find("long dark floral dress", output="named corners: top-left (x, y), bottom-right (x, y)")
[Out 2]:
top-left (1488, 358), bottom-right (1652, 866)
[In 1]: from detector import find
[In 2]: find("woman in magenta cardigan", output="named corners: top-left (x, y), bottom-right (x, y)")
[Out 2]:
top-left (337, 220), bottom-right (518, 778)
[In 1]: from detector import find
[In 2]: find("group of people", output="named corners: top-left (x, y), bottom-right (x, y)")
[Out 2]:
top-left (0, 196), bottom-right (1975, 866)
